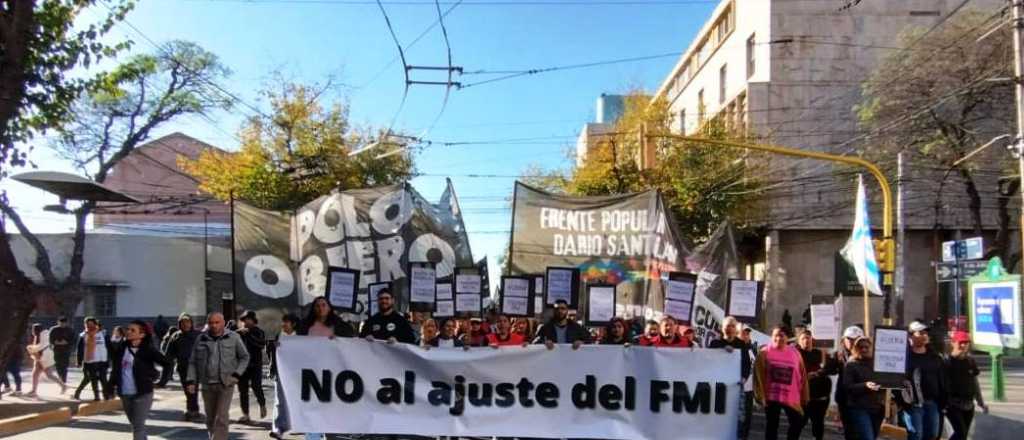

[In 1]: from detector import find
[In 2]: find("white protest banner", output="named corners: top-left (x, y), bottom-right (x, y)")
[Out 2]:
top-left (456, 274), bottom-right (482, 295)
top-left (435, 301), bottom-right (454, 318)
top-left (809, 304), bottom-right (837, 341)
top-left (692, 292), bottom-right (770, 348)
top-left (546, 268), bottom-right (576, 305)
top-left (436, 283), bottom-right (454, 302)
top-left (725, 280), bottom-right (759, 322)
top-left (410, 265), bottom-right (437, 304)
top-left (873, 326), bottom-right (908, 375)
top-left (327, 268), bottom-right (358, 311)
top-left (456, 294), bottom-right (481, 314)
top-left (279, 338), bottom-right (740, 440)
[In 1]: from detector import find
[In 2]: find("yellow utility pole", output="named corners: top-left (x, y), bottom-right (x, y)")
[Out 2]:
top-left (640, 128), bottom-right (895, 330)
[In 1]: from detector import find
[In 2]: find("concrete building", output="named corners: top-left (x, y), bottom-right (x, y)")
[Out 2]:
top-left (94, 132), bottom-right (230, 226)
top-left (12, 133), bottom-right (233, 321)
top-left (644, 0), bottom-right (1011, 327)
top-left (576, 94), bottom-right (628, 165)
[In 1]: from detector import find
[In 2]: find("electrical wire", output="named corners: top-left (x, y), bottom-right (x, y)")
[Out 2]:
top-left (459, 51), bottom-right (683, 89)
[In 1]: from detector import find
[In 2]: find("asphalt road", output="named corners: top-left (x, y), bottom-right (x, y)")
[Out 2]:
top-left (7, 356), bottom-right (1023, 440)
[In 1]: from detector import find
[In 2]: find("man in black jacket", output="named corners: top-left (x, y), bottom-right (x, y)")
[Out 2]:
top-left (48, 317), bottom-right (75, 383)
top-left (359, 289), bottom-right (415, 344)
top-left (902, 321), bottom-right (947, 440)
top-left (236, 310), bottom-right (267, 423)
top-left (165, 314), bottom-right (202, 421)
top-left (532, 299), bottom-right (589, 349)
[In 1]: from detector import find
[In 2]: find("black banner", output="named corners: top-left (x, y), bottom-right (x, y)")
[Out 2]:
top-left (233, 181), bottom-right (475, 321)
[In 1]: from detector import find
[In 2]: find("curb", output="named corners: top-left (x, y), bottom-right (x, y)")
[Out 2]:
top-left (0, 406), bottom-right (72, 437)
top-left (76, 398), bottom-right (122, 417)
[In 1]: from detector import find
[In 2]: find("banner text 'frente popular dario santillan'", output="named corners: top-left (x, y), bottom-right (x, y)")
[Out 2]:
top-left (278, 338), bottom-right (740, 440)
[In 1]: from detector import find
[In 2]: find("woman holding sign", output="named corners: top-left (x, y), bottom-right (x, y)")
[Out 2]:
top-left (754, 326), bottom-right (809, 440)
top-left (842, 337), bottom-right (886, 440)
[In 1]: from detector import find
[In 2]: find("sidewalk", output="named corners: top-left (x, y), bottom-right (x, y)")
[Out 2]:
top-left (973, 355), bottom-right (1024, 440)
top-left (0, 369), bottom-right (93, 420)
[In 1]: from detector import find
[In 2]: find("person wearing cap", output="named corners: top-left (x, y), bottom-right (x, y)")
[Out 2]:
top-left (360, 288), bottom-right (416, 344)
top-left (165, 313), bottom-right (202, 421)
top-left (944, 331), bottom-right (987, 440)
top-left (466, 318), bottom-right (490, 347)
top-left (828, 325), bottom-right (865, 440)
top-left (754, 325), bottom-right (810, 440)
top-left (842, 336), bottom-right (885, 440)
top-left (236, 310), bottom-right (267, 424)
top-left (533, 299), bottom-right (589, 349)
top-left (709, 317), bottom-right (753, 440)
top-left (900, 321), bottom-right (947, 440)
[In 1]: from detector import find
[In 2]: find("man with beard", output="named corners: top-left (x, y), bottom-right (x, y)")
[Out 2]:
top-left (360, 289), bottom-right (416, 344)
top-left (533, 299), bottom-right (589, 349)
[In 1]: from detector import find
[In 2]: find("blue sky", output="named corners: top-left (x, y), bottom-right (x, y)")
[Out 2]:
top-left (3, 0), bottom-right (719, 282)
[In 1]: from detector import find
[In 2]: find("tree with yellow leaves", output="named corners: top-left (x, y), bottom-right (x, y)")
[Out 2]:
top-left (181, 80), bottom-right (414, 211)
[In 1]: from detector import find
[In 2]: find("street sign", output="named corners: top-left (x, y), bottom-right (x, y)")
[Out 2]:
top-left (968, 257), bottom-right (1022, 403)
top-left (936, 262), bottom-right (958, 282)
top-left (959, 260), bottom-right (988, 279)
top-left (963, 237), bottom-right (983, 260)
top-left (943, 237), bottom-right (984, 262)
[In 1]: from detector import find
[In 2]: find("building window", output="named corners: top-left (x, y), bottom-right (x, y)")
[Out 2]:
top-left (697, 89), bottom-right (706, 122)
top-left (719, 64), bottom-right (728, 104)
top-left (736, 92), bottom-right (747, 132)
top-left (679, 109), bottom-right (686, 133)
top-left (88, 286), bottom-right (117, 317)
top-left (747, 34), bottom-right (756, 78)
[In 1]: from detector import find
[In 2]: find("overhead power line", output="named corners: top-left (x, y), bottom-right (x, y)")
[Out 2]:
top-left (186, 0), bottom-right (717, 6)
top-left (459, 51), bottom-right (683, 88)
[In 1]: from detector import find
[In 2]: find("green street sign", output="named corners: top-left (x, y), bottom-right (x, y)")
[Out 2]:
top-left (967, 258), bottom-right (1023, 355)
top-left (967, 257), bottom-right (1022, 402)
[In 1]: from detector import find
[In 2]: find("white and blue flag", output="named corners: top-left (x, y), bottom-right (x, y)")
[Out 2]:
top-left (840, 175), bottom-right (883, 296)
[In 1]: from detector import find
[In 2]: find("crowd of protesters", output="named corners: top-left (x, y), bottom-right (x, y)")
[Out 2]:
top-left (0, 289), bottom-right (994, 440)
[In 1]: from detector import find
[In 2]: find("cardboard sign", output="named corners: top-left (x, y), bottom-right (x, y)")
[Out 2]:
top-left (327, 267), bottom-right (359, 312)
top-left (725, 279), bottom-right (762, 323)
top-left (586, 284), bottom-right (616, 327)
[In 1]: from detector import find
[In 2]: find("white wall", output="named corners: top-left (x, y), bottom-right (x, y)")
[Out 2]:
top-left (657, 0), bottom-right (772, 134)
top-left (10, 233), bottom-right (209, 317)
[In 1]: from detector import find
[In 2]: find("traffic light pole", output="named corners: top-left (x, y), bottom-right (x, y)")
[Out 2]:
top-left (641, 130), bottom-right (895, 325)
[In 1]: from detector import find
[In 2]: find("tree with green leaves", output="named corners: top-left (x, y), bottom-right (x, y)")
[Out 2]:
top-left (525, 92), bottom-right (763, 242)
top-left (856, 9), bottom-right (1018, 268)
top-left (0, 0), bottom-right (133, 368)
top-left (180, 79), bottom-right (414, 211)
top-left (1, 40), bottom-right (232, 327)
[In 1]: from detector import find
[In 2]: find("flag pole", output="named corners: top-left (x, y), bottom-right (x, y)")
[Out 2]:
top-left (863, 286), bottom-right (871, 336)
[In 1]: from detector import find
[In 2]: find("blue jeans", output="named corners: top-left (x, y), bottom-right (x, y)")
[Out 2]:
top-left (847, 407), bottom-right (884, 440)
top-left (272, 376), bottom-right (290, 435)
top-left (903, 400), bottom-right (942, 440)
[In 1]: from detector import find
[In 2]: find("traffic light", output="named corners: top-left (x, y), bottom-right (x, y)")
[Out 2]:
top-left (873, 238), bottom-right (895, 274)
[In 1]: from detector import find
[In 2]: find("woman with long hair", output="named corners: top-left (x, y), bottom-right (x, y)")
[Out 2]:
top-left (600, 317), bottom-right (631, 345)
top-left (299, 296), bottom-right (354, 338)
top-left (297, 296), bottom-right (353, 440)
top-left (754, 325), bottom-right (810, 440)
top-left (108, 320), bottom-right (171, 440)
top-left (25, 323), bottom-right (67, 397)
